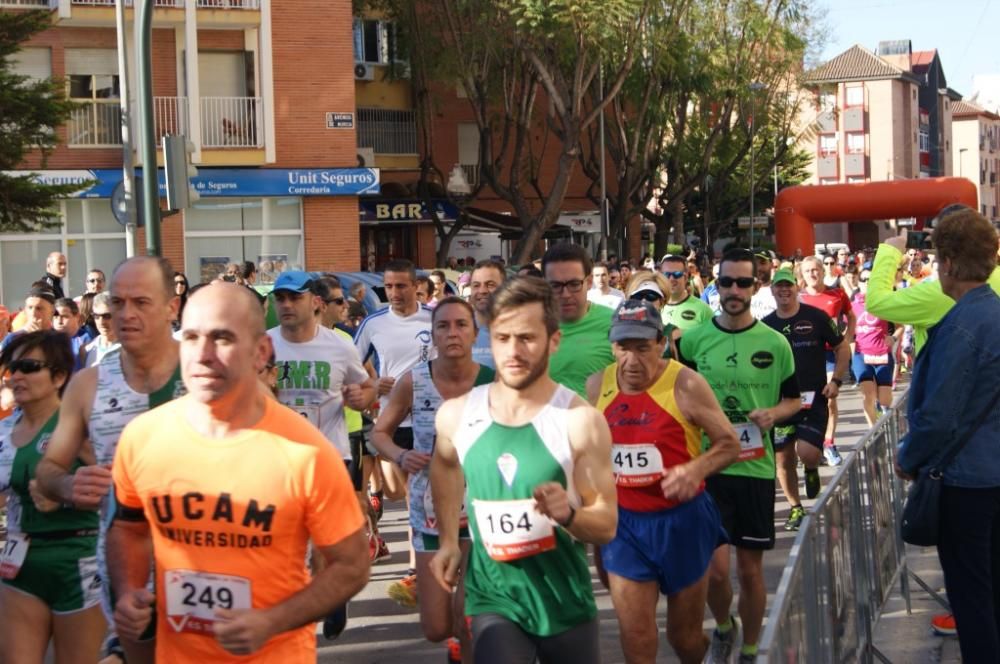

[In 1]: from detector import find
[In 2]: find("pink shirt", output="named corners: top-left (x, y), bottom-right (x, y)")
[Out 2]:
top-left (851, 293), bottom-right (891, 356)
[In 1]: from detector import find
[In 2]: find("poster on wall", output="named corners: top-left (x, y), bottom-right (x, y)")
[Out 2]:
top-left (257, 254), bottom-right (289, 285)
top-left (200, 256), bottom-right (229, 284)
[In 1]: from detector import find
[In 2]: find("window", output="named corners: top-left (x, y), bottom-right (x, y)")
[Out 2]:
top-left (65, 49), bottom-right (121, 146)
top-left (919, 129), bottom-right (930, 153)
top-left (357, 107), bottom-right (417, 154)
top-left (820, 178), bottom-right (839, 186)
top-left (819, 91), bottom-right (836, 112)
top-left (846, 132), bottom-right (864, 154)
top-left (819, 134), bottom-right (838, 156)
top-left (845, 85), bottom-right (864, 107)
top-left (353, 18), bottom-right (400, 64)
top-left (10, 47), bottom-right (51, 83)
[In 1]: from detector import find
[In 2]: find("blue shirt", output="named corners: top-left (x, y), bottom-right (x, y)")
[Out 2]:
top-left (471, 323), bottom-right (494, 369)
top-left (898, 284), bottom-right (1000, 488)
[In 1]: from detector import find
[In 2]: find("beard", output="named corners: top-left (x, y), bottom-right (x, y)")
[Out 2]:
top-left (497, 352), bottom-right (550, 391)
top-left (722, 295), bottom-right (751, 316)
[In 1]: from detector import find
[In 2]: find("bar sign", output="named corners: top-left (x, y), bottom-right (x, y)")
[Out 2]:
top-left (326, 112), bottom-right (354, 129)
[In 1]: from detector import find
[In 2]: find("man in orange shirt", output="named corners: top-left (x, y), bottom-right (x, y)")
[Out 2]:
top-left (106, 282), bottom-right (369, 663)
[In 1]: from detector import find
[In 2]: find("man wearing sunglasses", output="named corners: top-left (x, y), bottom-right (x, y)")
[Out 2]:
top-left (659, 254), bottom-right (713, 335)
top-left (677, 249), bottom-right (801, 663)
top-left (544, 243), bottom-right (614, 398)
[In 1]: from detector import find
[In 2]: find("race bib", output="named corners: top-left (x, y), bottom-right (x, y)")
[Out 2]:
top-left (734, 422), bottom-right (765, 461)
top-left (473, 498), bottom-right (556, 562)
top-left (165, 569), bottom-right (252, 635)
top-left (423, 487), bottom-right (468, 530)
top-left (611, 444), bottom-right (664, 487)
top-left (290, 403), bottom-right (320, 427)
top-left (863, 353), bottom-right (889, 366)
top-left (0, 533), bottom-right (29, 580)
top-left (800, 391), bottom-right (816, 410)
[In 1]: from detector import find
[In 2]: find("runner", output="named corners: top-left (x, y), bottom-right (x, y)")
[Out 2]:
top-left (429, 276), bottom-right (617, 664)
top-left (763, 269), bottom-right (849, 531)
top-left (799, 255), bottom-right (855, 466)
top-left (659, 254), bottom-right (713, 334)
top-left (0, 330), bottom-right (106, 664)
top-left (544, 243), bottom-right (614, 397)
top-left (469, 259), bottom-right (506, 369)
top-left (750, 252), bottom-right (777, 320)
top-left (107, 282), bottom-right (370, 664)
top-left (677, 249), bottom-right (801, 663)
top-left (587, 261), bottom-right (625, 309)
top-left (623, 273), bottom-right (681, 360)
top-left (587, 301), bottom-right (739, 663)
top-left (36, 256), bottom-right (186, 664)
top-left (850, 268), bottom-right (897, 426)
top-left (371, 296), bottom-right (494, 662)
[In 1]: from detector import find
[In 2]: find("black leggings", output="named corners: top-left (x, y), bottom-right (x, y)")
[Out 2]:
top-left (471, 613), bottom-right (600, 664)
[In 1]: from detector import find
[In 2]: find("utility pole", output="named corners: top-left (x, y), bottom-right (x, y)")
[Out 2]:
top-left (598, 65), bottom-right (609, 262)
top-left (115, 0), bottom-right (136, 256)
top-left (749, 81), bottom-right (766, 252)
top-left (136, 0), bottom-right (161, 256)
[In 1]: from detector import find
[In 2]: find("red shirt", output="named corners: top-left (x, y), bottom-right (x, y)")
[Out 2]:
top-left (800, 287), bottom-right (850, 322)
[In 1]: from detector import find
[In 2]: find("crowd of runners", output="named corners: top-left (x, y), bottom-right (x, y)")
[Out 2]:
top-left (0, 205), bottom-right (996, 664)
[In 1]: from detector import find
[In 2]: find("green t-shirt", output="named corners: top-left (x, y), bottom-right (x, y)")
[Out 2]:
top-left (678, 318), bottom-right (797, 479)
top-left (549, 303), bottom-right (614, 398)
top-left (662, 295), bottom-right (714, 332)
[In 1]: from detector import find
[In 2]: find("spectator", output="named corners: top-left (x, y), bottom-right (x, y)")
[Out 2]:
top-left (173, 272), bottom-right (189, 329)
top-left (896, 207), bottom-right (1000, 663)
top-left (414, 276), bottom-right (433, 305)
top-left (80, 292), bottom-right (119, 367)
top-left (428, 270), bottom-right (448, 306)
top-left (84, 269), bottom-right (106, 295)
top-left (41, 252), bottom-right (67, 300)
top-left (240, 260), bottom-right (257, 285)
top-left (350, 281), bottom-right (367, 309)
top-left (77, 292), bottom-right (97, 340)
top-left (53, 297), bottom-right (90, 370)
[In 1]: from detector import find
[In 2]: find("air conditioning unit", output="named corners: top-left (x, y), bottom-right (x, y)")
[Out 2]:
top-left (357, 148), bottom-right (375, 167)
top-left (354, 63), bottom-right (375, 81)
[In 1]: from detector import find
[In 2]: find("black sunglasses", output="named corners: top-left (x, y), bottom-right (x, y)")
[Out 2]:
top-left (823, 261), bottom-right (835, 265)
top-left (94, 312), bottom-right (113, 321)
top-left (717, 276), bottom-right (756, 289)
top-left (631, 291), bottom-right (661, 302)
top-left (325, 297), bottom-right (346, 305)
top-left (662, 270), bottom-right (685, 279)
top-left (8, 358), bottom-right (52, 375)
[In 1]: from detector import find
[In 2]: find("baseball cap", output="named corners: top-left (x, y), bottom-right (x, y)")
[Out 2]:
top-left (609, 300), bottom-right (663, 343)
top-left (272, 270), bottom-right (314, 293)
top-left (772, 269), bottom-right (796, 286)
top-left (27, 286), bottom-right (56, 304)
top-left (631, 280), bottom-right (663, 299)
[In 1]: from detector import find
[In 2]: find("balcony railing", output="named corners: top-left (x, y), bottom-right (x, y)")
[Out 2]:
top-left (68, 97), bottom-right (189, 147)
top-left (200, 96), bottom-right (262, 148)
top-left (0, 0), bottom-right (54, 7)
top-left (357, 107), bottom-right (418, 155)
top-left (69, 0), bottom-right (259, 7)
top-left (460, 163), bottom-right (480, 188)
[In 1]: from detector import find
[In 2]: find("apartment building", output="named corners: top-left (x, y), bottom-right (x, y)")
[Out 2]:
top-left (797, 41), bottom-right (960, 248)
top-left (4, 0), bottom-right (364, 307)
top-left (952, 100), bottom-right (1000, 222)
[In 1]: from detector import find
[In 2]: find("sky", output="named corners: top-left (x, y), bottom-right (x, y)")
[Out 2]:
top-left (818, 0), bottom-right (999, 98)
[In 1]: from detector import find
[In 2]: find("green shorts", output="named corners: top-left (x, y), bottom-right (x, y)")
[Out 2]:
top-left (3, 534), bottom-right (102, 614)
top-left (413, 528), bottom-right (470, 553)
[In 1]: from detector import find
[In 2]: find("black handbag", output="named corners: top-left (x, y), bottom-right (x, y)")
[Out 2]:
top-left (900, 389), bottom-right (1000, 546)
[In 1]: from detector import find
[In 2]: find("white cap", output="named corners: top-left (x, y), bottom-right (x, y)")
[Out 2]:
top-left (631, 280), bottom-right (664, 298)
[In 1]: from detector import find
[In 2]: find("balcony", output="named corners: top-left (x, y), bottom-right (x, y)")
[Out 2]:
top-left (816, 155), bottom-right (838, 178)
top-left (200, 97), bottom-right (262, 148)
top-left (816, 111), bottom-right (836, 133)
top-left (69, 0), bottom-right (259, 7)
top-left (357, 107), bottom-right (418, 155)
top-left (842, 107), bottom-right (865, 133)
top-left (844, 153), bottom-right (867, 178)
top-left (0, 0), bottom-right (54, 6)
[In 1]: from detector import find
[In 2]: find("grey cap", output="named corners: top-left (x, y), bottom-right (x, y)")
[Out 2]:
top-left (609, 300), bottom-right (664, 343)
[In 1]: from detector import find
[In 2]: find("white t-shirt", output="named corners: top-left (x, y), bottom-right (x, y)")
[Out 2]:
top-left (587, 287), bottom-right (625, 310)
top-left (751, 285), bottom-right (777, 320)
top-left (268, 326), bottom-right (368, 459)
top-left (354, 305), bottom-right (433, 427)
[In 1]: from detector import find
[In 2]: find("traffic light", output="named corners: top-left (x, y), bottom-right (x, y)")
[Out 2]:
top-left (162, 134), bottom-right (199, 210)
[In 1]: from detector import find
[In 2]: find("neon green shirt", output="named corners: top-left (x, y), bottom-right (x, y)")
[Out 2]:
top-left (549, 303), bottom-right (614, 398)
top-left (662, 295), bottom-right (714, 332)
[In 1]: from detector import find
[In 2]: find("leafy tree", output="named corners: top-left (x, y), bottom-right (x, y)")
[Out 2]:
top-left (0, 10), bottom-right (86, 232)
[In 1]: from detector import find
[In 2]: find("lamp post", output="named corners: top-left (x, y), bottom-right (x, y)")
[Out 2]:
top-left (959, 147), bottom-right (968, 178)
top-left (749, 81), bottom-right (766, 251)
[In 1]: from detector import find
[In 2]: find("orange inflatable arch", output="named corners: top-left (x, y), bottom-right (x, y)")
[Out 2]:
top-left (774, 177), bottom-right (978, 257)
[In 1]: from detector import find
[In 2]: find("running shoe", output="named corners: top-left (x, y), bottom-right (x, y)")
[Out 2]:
top-left (387, 572), bottom-right (418, 608)
top-left (784, 505), bottom-right (806, 531)
top-left (322, 603), bottom-right (348, 640)
top-left (371, 535), bottom-right (392, 564)
top-left (805, 468), bottom-right (821, 499)
top-left (930, 613), bottom-right (957, 635)
top-left (370, 491), bottom-right (384, 522)
top-left (446, 637), bottom-right (462, 662)
top-left (708, 616), bottom-right (739, 663)
top-left (823, 445), bottom-right (843, 466)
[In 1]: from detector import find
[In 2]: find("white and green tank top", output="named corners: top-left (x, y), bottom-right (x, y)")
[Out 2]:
top-left (453, 383), bottom-right (596, 636)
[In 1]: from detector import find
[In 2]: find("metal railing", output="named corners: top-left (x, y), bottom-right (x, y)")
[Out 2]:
top-left (357, 107), bottom-right (418, 155)
top-left (0, 0), bottom-right (53, 6)
top-left (68, 97), bottom-right (189, 147)
top-left (758, 390), bottom-right (911, 663)
top-left (70, 0), bottom-right (259, 6)
top-left (200, 96), bottom-right (262, 148)
top-left (72, 0), bottom-right (182, 5)
top-left (153, 96), bottom-right (188, 143)
top-left (195, 0), bottom-right (259, 8)
top-left (461, 163), bottom-right (480, 188)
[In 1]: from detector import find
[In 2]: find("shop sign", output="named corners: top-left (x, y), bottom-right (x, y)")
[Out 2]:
top-left (359, 199), bottom-right (459, 224)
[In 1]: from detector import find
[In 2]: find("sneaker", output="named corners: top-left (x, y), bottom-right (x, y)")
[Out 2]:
top-left (387, 572), bottom-right (418, 608)
top-left (823, 445), bottom-right (843, 467)
top-left (371, 535), bottom-right (392, 564)
top-left (930, 613), bottom-right (957, 636)
top-left (446, 637), bottom-right (462, 662)
top-left (805, 468), bottom-right (821, 499)
top-left (784, 505), bottom-right (806, 531)
top-left (708, 616), bottom-right (739, 663)
top-left (370, 491), bottom-right (384, 522)
top-left (322, 603), bottom-right (348, 640)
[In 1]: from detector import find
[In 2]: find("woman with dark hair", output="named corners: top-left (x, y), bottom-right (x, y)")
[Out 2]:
top-left (0, 330), bottom-right (106, 663)
top-left (173, 272), bottom-right (190, 330)
top-left (896, 208), bottom-right (1000, 662)
top-left (78, 292), bottom-right (97, 339)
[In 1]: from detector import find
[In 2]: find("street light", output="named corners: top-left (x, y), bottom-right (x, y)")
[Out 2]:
top-left (749, 81), bottom-right (766, 251)
top-left (959, 147), bottom-right (968, 178)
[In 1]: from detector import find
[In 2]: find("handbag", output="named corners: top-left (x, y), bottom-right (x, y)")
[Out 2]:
top-left (901, 389), bottom-right (1000, 546)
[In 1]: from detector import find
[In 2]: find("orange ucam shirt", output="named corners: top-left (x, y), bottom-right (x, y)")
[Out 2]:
top-left (113, 396), bottom-right (364, 664)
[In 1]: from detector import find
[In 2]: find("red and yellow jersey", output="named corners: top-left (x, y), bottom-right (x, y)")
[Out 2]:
top-left (113, 397), bottom-right (364, 664)
top-left (596, 360), bottom-right (703, 512)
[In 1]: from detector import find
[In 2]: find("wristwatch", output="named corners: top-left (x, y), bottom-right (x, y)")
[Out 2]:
top-left (831, 378), bottom-right (843, 387)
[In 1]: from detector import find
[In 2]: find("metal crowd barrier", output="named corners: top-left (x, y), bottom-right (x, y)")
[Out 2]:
top-left (757, 389), bottom-right (911, 663)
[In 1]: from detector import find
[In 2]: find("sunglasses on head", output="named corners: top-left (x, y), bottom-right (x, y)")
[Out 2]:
top-left (662, 270), bottom-right (685, 279)
top-left (7, 358), bottom-right (52, 375)
top-left (717, 276), bottom-right (756, 289)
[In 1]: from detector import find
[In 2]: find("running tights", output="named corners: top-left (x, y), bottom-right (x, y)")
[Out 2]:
top-left (471, 613), bottom-right (600, 664)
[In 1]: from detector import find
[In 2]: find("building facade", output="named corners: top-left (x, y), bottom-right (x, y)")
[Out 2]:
top-left (952, 100), bottom-right (1000, 223)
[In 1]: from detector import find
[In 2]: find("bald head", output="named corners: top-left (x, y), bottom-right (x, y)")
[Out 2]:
top-left (184, 282), bottom-right (266, 337)
top-left (46, 252), bottom-right (67, 278)
top-left (112, 255), bottom-right (175, 301)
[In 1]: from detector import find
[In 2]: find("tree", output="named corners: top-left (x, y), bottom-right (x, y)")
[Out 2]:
top-left (0, 10), bottom-right (86, 232)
